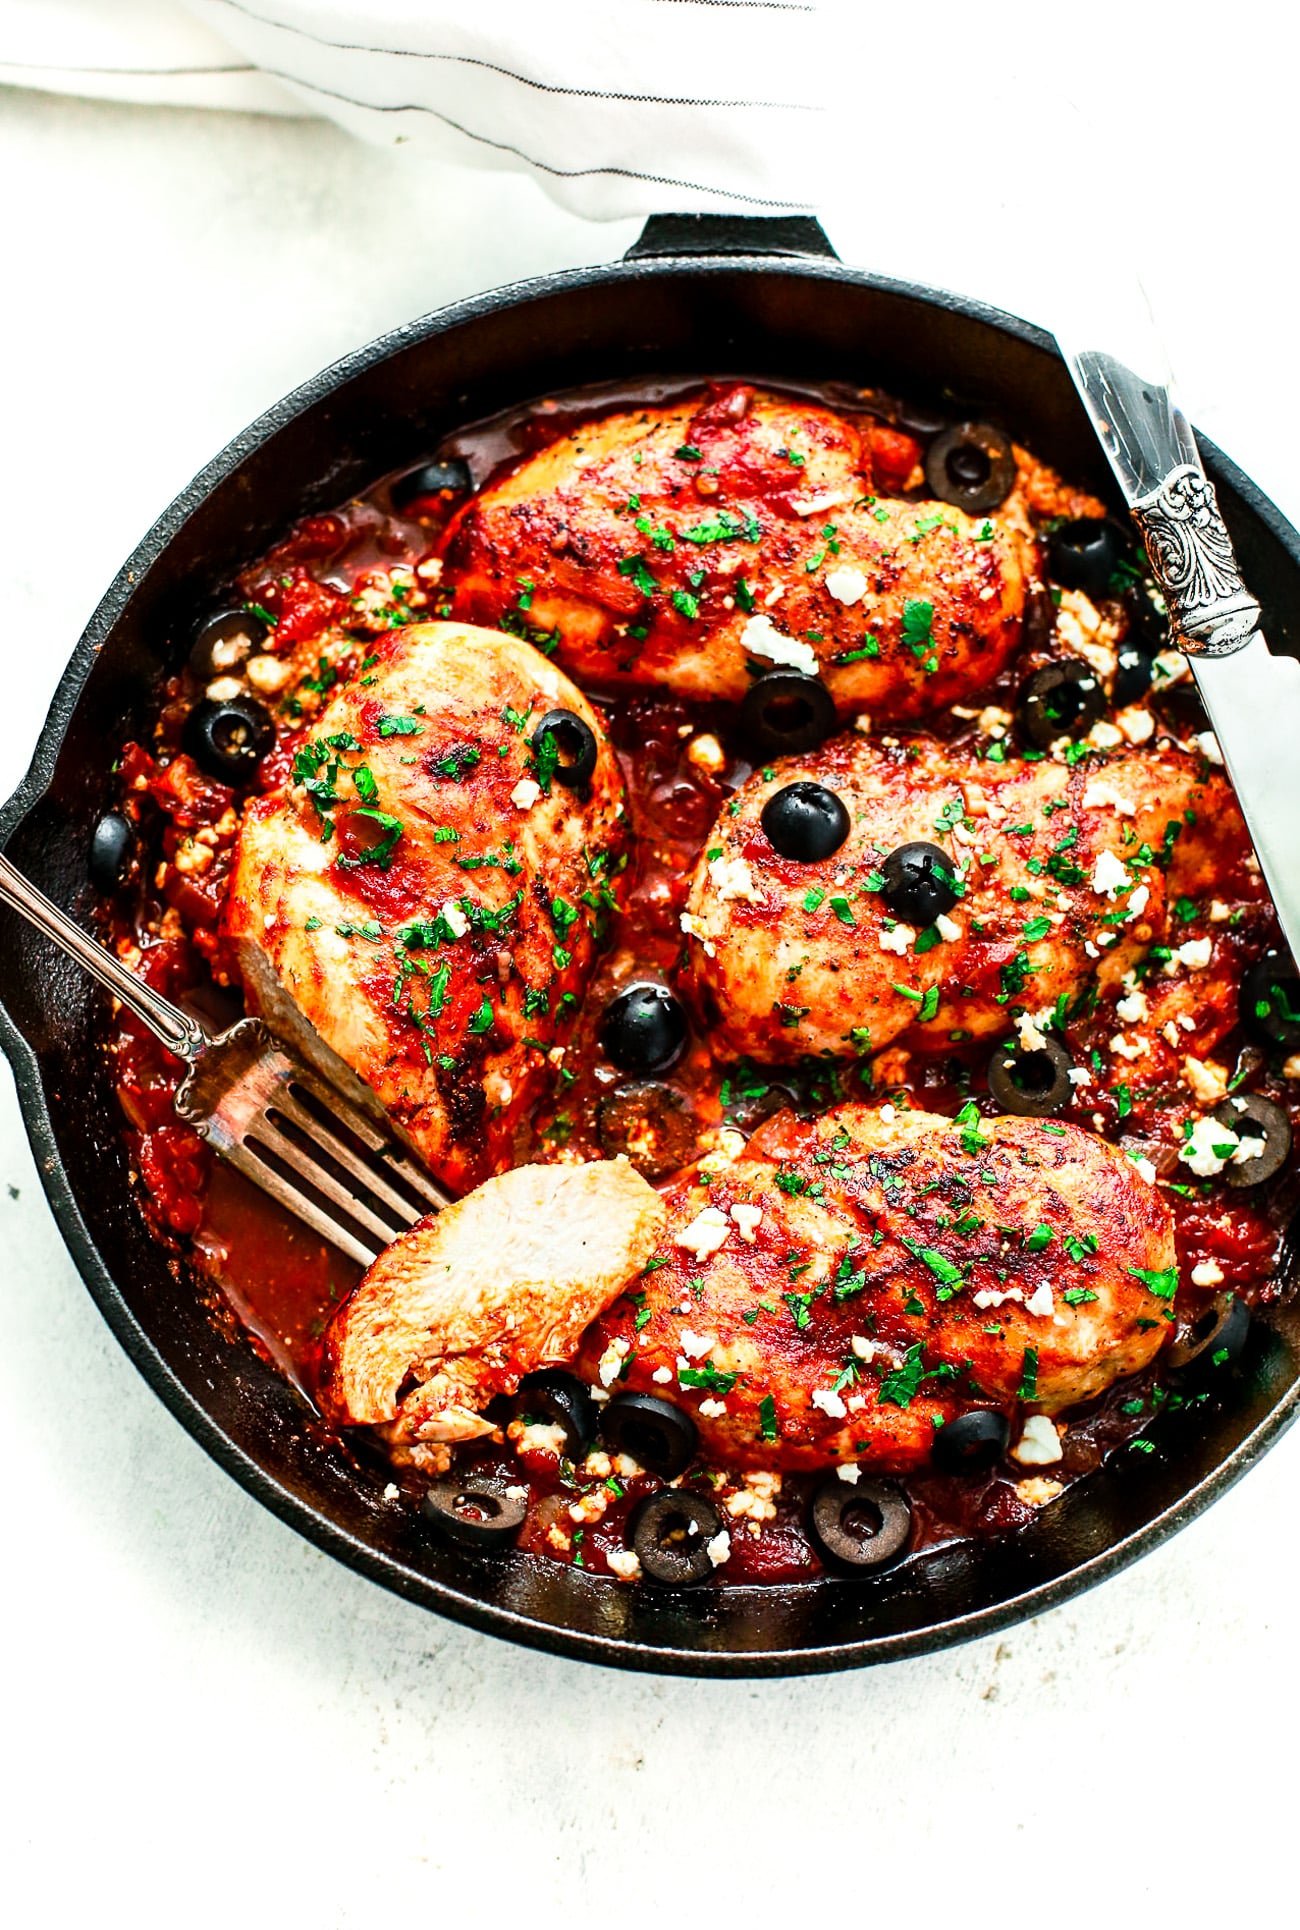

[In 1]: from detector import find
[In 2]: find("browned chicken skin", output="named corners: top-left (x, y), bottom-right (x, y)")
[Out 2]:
top-left (683, 733), bottom-right (1251, 1064)
top-left (225, 621), bottom-right (625, 1193)
top-left (575, 1105), bottom-right (1177, 1473)
top-left (442, 385), bottom-right (1032, 719)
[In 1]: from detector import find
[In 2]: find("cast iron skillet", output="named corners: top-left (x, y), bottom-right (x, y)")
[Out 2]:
top-left (3, 214), bottom-right (1299, 1676)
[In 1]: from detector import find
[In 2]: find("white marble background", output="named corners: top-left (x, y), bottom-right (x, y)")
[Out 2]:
top-left (2, 32), bottom-right (1299, 1921)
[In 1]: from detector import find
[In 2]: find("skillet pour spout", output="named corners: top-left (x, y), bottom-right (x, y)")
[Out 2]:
top-left (2, 211), bottom-right (1299, 1676)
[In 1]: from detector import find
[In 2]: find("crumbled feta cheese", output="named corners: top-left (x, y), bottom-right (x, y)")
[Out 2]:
top-left (697, 1398), bottom-right (728, 1419)
top-left (1082, 779), bottom-right (1138, 817)
top-left (679, 1328), bottom-right (718, 1360)
top-left (879, 1103), bottom-right (897, 1124)
top-left (686, 732), bottom-right (726, 775)
top-left (1126, 883), bottom-right (1151, 921)
top-left (606, 1547), bottom-right (642, 1582)
top-left (1195, 730), bottom-right (1225, 766)
top-left (740, 612), bottom-right (819, 676)
top-left (1176, 938), bottom-right (1213, 971)
top-left (729, 1202), bottom-right (764, 1242)
top-left (597, 1337), bottom-right (630, 1388)
top-left (1182, 1056), bottom-right (1228, 1106)
top-left (1092, 849), bottom-right (1131, 899)
top-left (1117, 706), bottom-right (1156, 744)
top-left (1116, 991), bottom-right (1149, 1024)
top-left (1015, 1011), bottom-right (1050, 1053)
top-left (581, 1451), bottom-right (612, 1479)
top-left (1089, 719), bottom-right (1125, 749)
top-left (973, 1285), bottom-right (1025, 1310)
top-left (652, 1365), bottom-right (673, 1385)
top-left (1016, 1477), bottom-right (1066, 1506)
top-left (977, 704), bottom-right (1014, 736)
top-left (439, 898), bottom-right (469, 940)
top-left (504, 1484), bottom-right (529, 1501)
top-left (1152, 648), bottom-right (1188, 685)
top-left (1024, 1281), bottom-right (1055, 1319)
top-left (823, 565), bottom-right (868, 606)
top-left (850, 1335), bottom-right (885, 1362)
top-left (1180, 1114), bottom-right (1241, 1177)
top-left (678, 910), bottom-right (716, 958)
top-left (708, 853), bottom-right (762, 904)
top-left (514, 1420), bottom-right (568, 1457)
top-left (510, 776), bottom-right (542, 810)
top-left (674, 1207), bottom-right (731, 1263)
top-left (879, 922), bottom-right (915, 955)
top-left (1130, 1156), bottom-right (1158, 1185)
top-left (1011, 1415), bottom-right (1063, 1466)
top-left (836, 1462), bottom-right (862, 1484)
top-left (935, 911), bottom-right (962, 943)
top-left (1110, 1032), bottom-right (1147, 1062)
top-left (811, 1387), bottom-right (848, 1421)
top-left (1067, 1066), bottom-right (1092, 1086)
top-left (705, 1529), bottom-right (732, 1568)
top-left (382, 1482), bottom-right (400, 1501)
top-left (1191, 1259), bottom-right (1226, 1288)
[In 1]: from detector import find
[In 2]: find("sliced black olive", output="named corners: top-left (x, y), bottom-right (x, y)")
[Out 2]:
top-left (880, 840), bottom-right (958, 924)
top-left (1240, 949), bottom-right (1300, 1052)
top-left (987, 1037), bottom-right (1074, 1117)
top-left (599, 982), bottom-right (687, 1075)
top-left (596, 1081), bottom-right (700, 1181)
top-left (931, 1409), bottom-right (1010, 1474)
top-left (189, 607), bottom-right (268, 678)
top-left (1113, 639), bottom-right (1157, 708)
top-left (629, 1490), bottom-right (725, 1586)
top-left (924, 422), bottom-right (1015, 514)
top-left (1213, 1094), bottom-right (1292, 1189)
top-left (1045, 517), bottom-right (1128, 598)
top-left (182, 695), bottom-right (275, 783)
top-left (1166, 1292), bottom-right (1251, 1380)
top-left (600, 1392), bottom-right (697, 1478)
top-left (740, 670), bottom-right (837, 758)
top-left (1018, 660), bottom-right (1106, 749)
top-left (1124, 585), bottom-right (1168, 654)
top-left (760, 780), bottom-right (850, 862)
top-left (391, 457), bottom-right (472, 511)
top-left (531, 709), bottom-right (598, 790)
top-left (809, 1475), bottom-right (912, 1572)
top-left (89, 810), bottom-right (136, 891)
top-left (421, 1474), bottom-right (526, 1551)
top-left (511, 1369), bottom-right (596, 1458)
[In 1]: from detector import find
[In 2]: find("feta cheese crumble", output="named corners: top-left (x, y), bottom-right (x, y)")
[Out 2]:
top-left (674, 1206), bottom-right (731, 1262)
top-left (510, 777), bottom-right (542, 810)
top-left (879, 922), bottom-right (916, 956)
top-left (1091, 849), bottom-right (1131, 899)
top-left (740, 612), bottom-right (819, 677)
top-left (1011, 1415), bottom-right (1063, 1466)
top-left (708, 853), bottom-right (761, 904)
top-left (823, 565), bottom-right (868, 607)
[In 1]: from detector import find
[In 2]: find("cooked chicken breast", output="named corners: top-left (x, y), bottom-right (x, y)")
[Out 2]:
top-left (225, 621), bottom-right (625, 1192)
top-left (320, 1160), bottom-right (666, 1469)
top-left (441, 384), bottom-right (1031, 719)
top-left (576, 1105), bottom-right (1177, 1472)
top-left (683, 734), bottom-right (1250, 1063)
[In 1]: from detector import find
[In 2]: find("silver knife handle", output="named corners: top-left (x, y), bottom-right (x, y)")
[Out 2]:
top-left (1131, 461), bottom-right (1261, 658)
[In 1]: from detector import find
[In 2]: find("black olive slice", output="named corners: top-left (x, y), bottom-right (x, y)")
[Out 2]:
top-left (629, 1490), bottom-right (725, 1586)
top-left (512, 1369), bottom-right (597, 1458)
top-left (1213, 1094), bottom-right (1292, 1189)
top-left (391, 457), bottom-right (473, 511)
top-left (182, 695), bottom-right (276, 783)
top-left (599, 982), bottom-right (687, 1075)
top-left (599, 1391), bottom-right (697, 1478)
top-left (760, 780), bottom-right (850, 862)
top-left (1166, 1292), bottom-right (1251, 1379)
top-left (189, 607), bottom-right (268, 678)
top-left (531, 709), bottom-right (598, 790)
top-left (89, 810), bottom-right (136, 891)
top-left (931, 1409), bottom-right (1010, 1474)
top-left (1045, 517), bottom-right (1128, 598)
top-left (809, 1475), bottom-right (912, 1572)
top-left (1113, 639), bottom-right (1156, 708)
top-left (421, 1475), bottom-right (526, 1551)
top-left (596, 1082), bottom-right (700, 1181)
top-left (1240, 949), bottom-right (1300, 1052)
top-left (924, 422), bottom-right (1015, 514)
top-left (987, 1036), bottom-right (1074, 1117)
top-left (740, 670), bottom-right (837, 758)
top-left (879, 840), bottom-right (958, 924)
top-left (1124, 585), bottom-right (1168, 655)
top-left (1018, 660), bottom-right (1106, 749)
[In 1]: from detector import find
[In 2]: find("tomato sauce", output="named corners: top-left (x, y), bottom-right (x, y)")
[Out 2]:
top-left (98, 374), bottom-right (1300, 1587)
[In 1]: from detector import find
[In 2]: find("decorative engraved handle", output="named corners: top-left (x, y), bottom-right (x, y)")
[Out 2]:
top-left (1130, 463), bottom-right (1260, 658)
top-left (0, 851), bottom-right (207, 1062)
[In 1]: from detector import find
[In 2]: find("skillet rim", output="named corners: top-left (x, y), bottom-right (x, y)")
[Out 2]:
top-left (3, 245), bottom-right (1298, 1676)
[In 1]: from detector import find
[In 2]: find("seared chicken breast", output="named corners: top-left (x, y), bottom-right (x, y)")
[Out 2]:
top-left (321, 1160), bottom-right (666, 1470)
top-left (576, 1105), bottom-right (1177, 1473)
top-left (683, 734), bottom-right (1250, 1063)
top-left (225, 620), bottom-right (624, 1192)
top-left (442, 384), bottom-right (1032, 719)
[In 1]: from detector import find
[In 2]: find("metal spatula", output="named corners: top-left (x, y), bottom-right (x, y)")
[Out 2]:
top-left (0, 852), bottom-right (447, 1264)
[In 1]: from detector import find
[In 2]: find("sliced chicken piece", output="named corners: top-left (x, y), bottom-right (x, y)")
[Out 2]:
top-left (224, 620), bottom-right (625, 1193)
top-left (576, 1105), bottom-right (1177, 1473)
top-left (683, 733), bottom-right (1250, 1063)
top-left (320, 1159), bottom-right (666, 1465)
top-left (442, 384), bottom-right (1033, 719)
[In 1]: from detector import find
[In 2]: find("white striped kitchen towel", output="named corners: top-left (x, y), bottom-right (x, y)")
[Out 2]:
top-left (0, 0), bottom-right (826, 217)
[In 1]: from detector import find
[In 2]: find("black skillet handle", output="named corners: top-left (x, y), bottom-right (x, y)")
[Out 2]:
top-left (624, 213), bottom-right (838, 262)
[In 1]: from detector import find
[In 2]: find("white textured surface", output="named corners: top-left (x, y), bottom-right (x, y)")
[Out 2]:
top-left (2, 77), bottom-right (1300, 1922)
